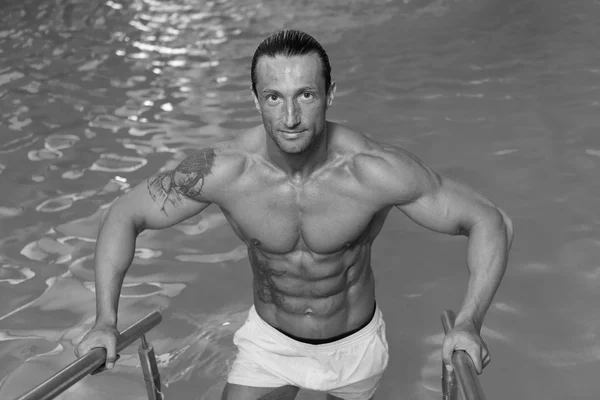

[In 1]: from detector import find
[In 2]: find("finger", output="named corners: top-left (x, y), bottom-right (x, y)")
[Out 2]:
top-left (480, 343), bottom-right (491, 368)
top-left (441, 337), bottom-right (455, 372)
top-left (465, 346), bottom-right (483, 375)
top-left (482, 351), bottom-right (491, 368)
top-left (75, 342), bottom-right (92, 358)
top-left (105, 340), bottom-right (117, 369)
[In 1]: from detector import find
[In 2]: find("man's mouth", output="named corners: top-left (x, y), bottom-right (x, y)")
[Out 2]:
top-left (280, 130), bottom-right (305, 139)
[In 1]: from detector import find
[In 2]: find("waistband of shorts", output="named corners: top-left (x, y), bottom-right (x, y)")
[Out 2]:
top-left (247, 304), bottom-right (383, 351)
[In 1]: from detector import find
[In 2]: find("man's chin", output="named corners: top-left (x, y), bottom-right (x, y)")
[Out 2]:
top-left (280, 145), bottom-right (307, 154)
top-left (273, 136), bottom-right (311, 154)
top-left (277, 141), bottom-right (310, 154)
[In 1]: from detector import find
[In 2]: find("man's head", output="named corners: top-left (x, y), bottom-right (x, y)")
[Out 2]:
top-left (251, 30), bottom-right (332, 97)
top-left (251, 30), bottom-right (336, 155)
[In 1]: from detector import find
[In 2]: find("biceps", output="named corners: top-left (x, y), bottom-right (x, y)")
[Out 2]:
top-left (397, 176), bottom-right (496, 236)
top-left (117, 178), bottom-right (211, 230)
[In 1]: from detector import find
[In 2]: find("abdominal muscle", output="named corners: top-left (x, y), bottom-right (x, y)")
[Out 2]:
top-left (250, 243), bottom-right (376, 340)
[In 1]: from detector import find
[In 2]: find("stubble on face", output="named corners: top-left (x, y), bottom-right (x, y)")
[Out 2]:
top-left (254, 54), bottom-right (329, 155)
top-left (266, 125), bottom-right (314, 155)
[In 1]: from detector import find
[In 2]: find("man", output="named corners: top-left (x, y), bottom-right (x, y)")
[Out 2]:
top-left (76, 30), bottom-right (513, 400)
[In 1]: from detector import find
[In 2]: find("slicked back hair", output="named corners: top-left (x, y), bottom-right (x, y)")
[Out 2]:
top-left (251, 30), bottom-right (332, 96)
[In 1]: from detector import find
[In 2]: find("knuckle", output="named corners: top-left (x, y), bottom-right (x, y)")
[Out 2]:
top-left (443, 335), bottom-right (455, 346)
top-left (468, 341), bottom-right (481, 350)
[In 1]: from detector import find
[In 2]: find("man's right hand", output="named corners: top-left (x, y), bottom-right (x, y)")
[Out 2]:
top-left (75, 323), bottom-right (120, 369)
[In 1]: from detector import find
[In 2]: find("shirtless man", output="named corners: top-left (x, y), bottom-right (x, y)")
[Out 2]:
top-left (75, 30), bottom-right (514, 400)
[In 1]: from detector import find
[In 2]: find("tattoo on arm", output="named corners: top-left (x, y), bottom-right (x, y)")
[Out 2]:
top-left (147, 148), bottom-right (216, 215)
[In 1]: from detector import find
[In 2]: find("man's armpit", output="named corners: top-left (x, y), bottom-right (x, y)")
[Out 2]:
top-left (147, 148), bottom-right (216, 215)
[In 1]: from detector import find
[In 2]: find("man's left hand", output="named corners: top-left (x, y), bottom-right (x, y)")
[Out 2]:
top-left (442, 324), bottom-right (490, 375)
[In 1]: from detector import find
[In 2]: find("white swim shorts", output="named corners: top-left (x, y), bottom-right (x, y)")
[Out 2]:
top-left (227, 304), bottom-right (389, 400)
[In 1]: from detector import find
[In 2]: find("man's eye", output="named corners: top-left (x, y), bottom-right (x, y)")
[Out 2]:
top-left (302, 92), bottom-right (314, 99)
top-left (267, 95), bottom-right (278, 102)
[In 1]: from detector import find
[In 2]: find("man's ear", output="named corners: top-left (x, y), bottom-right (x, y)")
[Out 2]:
top-left (251, 87), bottom-right (261, 113)
top-left (326, 82), bottom-right (337, 109)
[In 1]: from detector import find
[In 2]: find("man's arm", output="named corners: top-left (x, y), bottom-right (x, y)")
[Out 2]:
top-left (362, 144), bottom-right (514, 373)
top-left (397, 164), bottom-right (513, 332)
top-left (94, 147), bottom-right (220, 326)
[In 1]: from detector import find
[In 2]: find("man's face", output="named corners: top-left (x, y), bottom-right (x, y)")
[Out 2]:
top-left (253, 54), bottom-right (335, 154)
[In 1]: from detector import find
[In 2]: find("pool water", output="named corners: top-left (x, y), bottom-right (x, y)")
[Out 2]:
top-left (1, 0), bottom-right (600, 399)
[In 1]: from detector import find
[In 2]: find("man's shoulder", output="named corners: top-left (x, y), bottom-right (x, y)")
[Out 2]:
top-left (332, 127), bottom-right (435, 203)
top-left (329, 123), bottom-right (415, 163)
top-left (174, 133), bottom-right (259, 195)
top-left (336, 134), bottom-right (422, 181)
top-left (182, 142), bottom-right (247, 177)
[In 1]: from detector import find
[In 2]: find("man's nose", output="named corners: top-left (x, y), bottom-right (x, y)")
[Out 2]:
top-left (283, 101), bottom-right (300, 128)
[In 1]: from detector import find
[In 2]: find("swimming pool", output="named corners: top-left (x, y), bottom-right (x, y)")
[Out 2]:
top-left (1, 0), bottom-right (600, 398)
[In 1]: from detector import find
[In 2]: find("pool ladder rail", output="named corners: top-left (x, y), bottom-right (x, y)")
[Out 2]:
top-left (13, 311), bottom-right (163, 400)
top-left (441, 310), bottom-right (487, 400)
top-left (11, 309), bottom-right (486, 400)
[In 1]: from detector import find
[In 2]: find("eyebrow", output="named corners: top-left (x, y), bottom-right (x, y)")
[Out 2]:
top-left (261, 86), bottom-right (318, 95)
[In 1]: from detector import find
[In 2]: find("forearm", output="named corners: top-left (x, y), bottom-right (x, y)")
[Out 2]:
top-left (93, 204), bottom-right (139, 326)
top-left (455, 210), bottom-right (513, 331)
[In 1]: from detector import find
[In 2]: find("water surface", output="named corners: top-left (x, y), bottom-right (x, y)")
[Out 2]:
top-left (1, 0), bottom-right (600, 399)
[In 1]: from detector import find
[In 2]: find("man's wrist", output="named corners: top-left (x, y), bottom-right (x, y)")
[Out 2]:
top-left (454, 312), bottom-right (483, 332)
top-left (95, 313), bottom-right (117, 327)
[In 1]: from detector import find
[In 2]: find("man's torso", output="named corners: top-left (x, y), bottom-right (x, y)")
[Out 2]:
top-left (202, 123), bottom-right (399, 339)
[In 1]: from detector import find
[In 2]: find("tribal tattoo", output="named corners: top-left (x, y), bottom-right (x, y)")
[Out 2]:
top-left (147, 148), bottom-right (216, 215)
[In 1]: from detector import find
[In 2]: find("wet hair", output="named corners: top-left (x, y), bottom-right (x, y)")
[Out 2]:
top-left (251, 30), bottom-right (332, 96)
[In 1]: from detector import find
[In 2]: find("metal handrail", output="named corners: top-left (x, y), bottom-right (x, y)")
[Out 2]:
top-left (441, 310), bottom-right (487, 400)
top-left (14, 311), bottom-right (163, 400)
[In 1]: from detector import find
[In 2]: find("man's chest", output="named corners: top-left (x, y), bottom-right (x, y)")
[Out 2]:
top-left (218, 175), bottom-right (390, 254)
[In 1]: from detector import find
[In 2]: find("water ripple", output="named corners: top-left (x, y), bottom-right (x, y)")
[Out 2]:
top-left (89, 153), bottom-right (147, 173)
